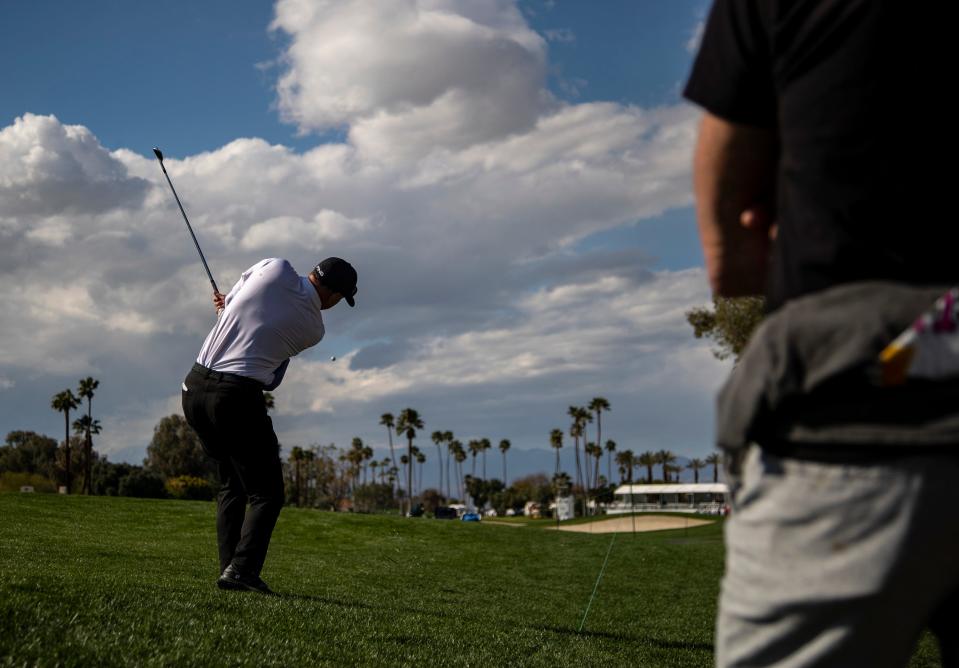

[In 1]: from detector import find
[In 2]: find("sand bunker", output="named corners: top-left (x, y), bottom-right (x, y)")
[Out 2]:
top-left (550, 515), bottom-right (713, 534)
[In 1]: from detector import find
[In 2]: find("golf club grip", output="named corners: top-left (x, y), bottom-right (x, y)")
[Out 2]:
top-left (158, 165), bottom-right (218, 292)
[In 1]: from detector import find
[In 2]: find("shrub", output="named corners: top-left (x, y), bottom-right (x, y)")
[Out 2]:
top-left (0, 471), bottom-right (56, 493)
top-left (118, 469), bottom-right (167, 499)
top-left (352, 483), bottom-right (396, 513)
top-left (165, 475), bottom-right (215, 501)
top-left (419, 488), bottom-right (445, 514)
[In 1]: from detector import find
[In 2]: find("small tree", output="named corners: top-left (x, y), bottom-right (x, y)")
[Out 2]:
top-left (144, 415), bottom-right (214, 481)
top-left (686, 296), bottom-right (766, 361)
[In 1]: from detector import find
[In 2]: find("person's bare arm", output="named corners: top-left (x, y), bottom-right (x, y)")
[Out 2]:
top-left (693, 111), bottom-right (778, 296)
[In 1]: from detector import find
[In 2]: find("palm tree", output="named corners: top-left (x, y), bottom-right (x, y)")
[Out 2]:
top-left (583, 442), bottom-right (596, 490)
top-left (615, 450), bottom-right (632, 484)
top-left (468, 440), bottom-right (481, 476)
top-left (400, 454), bottom-right (410, 499)
top-left (552, 471), bottom-right (572, 497)
top-left (638, 451), bottom-right (655, 483)
top-left (415, 449), bottom-right (426, 495)
top-left (72, 415), bottom-right (101, 494)
top-left (567, 407), bottom-right (583, 491)
top-left (431, 431), bottom-right (445, 496)
top-left (549, 428), bottom-right (563, 476)
top-left (589, 397), bottom-right (610, 480)
top-left (706, 452), bottom-right (721, 482)
top-left (443, 431), bottom-right (455, 499)
top-left (77, 377), bottom-right (100, 495)
top-left (591, 442), bottom-right (603, 487)
top-left (656, 450), bottom-right (677, 482)
top-left (498, 439), bottom-right (511, 485)
top-left (451, 440), bottom-right (466, 499)
top-left (687, 458), bottom-right (705, 483)
top-left (395, 408), bottom-right (424, 514)
top-left (349, 437), bottom-right (365, 487)
top-left (479, 438), bottom-right (491, 479)
top-left (568, 406), bottom-right (592, 492)
top-left (362, 445), bottom-right (374, 483)
top-left (605, 439), bottom-right (616, 485)
top-left (380, 413), bottom-right (397, 490)
top-left (51, 389), bottom-right (79, 492)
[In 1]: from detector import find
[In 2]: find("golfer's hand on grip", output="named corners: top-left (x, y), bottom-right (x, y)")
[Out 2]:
top-left (213, 290), bottom-right (225, 316)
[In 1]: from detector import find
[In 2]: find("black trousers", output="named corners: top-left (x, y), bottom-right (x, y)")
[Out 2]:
top-left (182, 363), bottom-right (284, 576)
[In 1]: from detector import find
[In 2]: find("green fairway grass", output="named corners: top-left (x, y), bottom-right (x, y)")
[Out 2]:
top-left (0, 494), bottom-right (942, 667)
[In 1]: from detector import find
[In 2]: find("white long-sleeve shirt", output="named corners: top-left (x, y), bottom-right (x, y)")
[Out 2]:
top-left (196, 258), bottom-right (324, 386)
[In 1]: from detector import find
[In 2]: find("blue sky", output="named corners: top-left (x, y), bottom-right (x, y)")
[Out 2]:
top-left (2, 1), bottom-right (706, 163)
top-left (0, 0), bottom-right (724, 483)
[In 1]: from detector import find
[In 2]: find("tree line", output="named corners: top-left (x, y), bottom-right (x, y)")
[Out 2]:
top-left (5, 381), bottom-right (727, 518)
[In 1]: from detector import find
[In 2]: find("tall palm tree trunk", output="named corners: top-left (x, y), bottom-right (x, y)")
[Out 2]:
top-left (573, 437), bottom-right (582, 493)
top-left (63, 410), bottom-right (71, 492)
top-left (406, 438), bottom-right (413, 511)
top-left (83, 433), bottom-right (92, 495)
top-left (596, 413), bottom-right (602, 480)
top-left (583, 448), bottom-right (590, 491)
top-left (446, 449), bottom-right (452, 499)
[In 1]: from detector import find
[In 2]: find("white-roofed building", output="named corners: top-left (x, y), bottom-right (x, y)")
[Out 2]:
top-left (609, 483), bottom-right (730, 515)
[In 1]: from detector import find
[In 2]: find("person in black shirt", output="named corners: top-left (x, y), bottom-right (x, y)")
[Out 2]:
top-left (686, 0), bottom-right (955, 311)
top-left (686, 1), bottom-right (958, 665)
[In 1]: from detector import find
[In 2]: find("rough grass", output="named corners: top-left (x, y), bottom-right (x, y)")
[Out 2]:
top-left (0, 494), bottom-right (943, 667)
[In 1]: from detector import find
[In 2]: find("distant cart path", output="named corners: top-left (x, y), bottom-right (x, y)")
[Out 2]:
top-left (550, 515), bottom-right (714, 534)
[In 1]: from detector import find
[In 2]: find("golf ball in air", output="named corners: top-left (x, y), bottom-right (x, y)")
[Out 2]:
top-left (330, 356), bottom-right (337, 361)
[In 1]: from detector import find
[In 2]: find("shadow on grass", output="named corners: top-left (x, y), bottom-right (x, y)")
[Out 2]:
top-left (534, 624), bottom-right (713, 651)
top-left (270, 591), bottom-right (715, 654)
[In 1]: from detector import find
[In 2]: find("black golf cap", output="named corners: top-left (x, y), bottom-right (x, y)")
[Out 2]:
top-left (314, 257), bottom-right (358, 307)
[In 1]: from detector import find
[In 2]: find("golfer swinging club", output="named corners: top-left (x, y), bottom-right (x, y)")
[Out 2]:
top-left (182, 256), bottom-right (358, 594)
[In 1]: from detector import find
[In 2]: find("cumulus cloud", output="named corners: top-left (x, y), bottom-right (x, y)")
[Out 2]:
top-left (0, 113), bottom-right (149, 217)
top-left (0, 2), bottom-right (717, 464)
top-left (270, 0), bottom-right (551, 159)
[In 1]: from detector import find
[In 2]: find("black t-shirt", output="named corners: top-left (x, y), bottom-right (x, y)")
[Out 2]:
top-left (684, 0), bottom-right (955, 311)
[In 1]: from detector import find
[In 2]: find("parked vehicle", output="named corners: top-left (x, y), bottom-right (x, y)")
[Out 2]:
top-left (461, 512), bottom-right (481, 522)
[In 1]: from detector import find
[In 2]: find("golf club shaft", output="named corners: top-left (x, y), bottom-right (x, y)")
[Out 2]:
top-left (154, 153), bottom-right (219, 293)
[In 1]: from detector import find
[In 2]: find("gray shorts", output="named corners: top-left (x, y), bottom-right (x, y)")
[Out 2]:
top-left (717, 446), bottom-right (959, 667)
